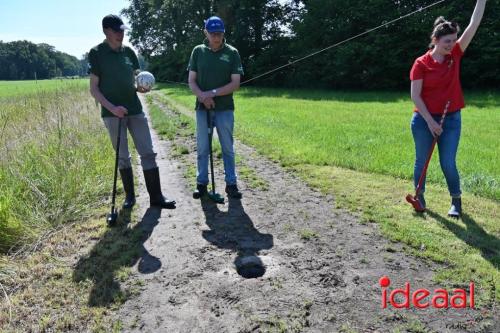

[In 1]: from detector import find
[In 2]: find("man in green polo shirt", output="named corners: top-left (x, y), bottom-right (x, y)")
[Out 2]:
top-left (188, 16), bottom-right (245, 199)
top-left (89, 14), bottom-right (176, 210)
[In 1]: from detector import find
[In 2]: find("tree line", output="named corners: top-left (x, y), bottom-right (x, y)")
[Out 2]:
top-left (123, 0), bottom-right (499, 90)
top-left (0, 40), bottom-right (85, 80)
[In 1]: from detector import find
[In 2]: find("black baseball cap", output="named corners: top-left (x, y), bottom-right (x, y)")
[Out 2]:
top-left (102, 14), bottom-right (128, 32)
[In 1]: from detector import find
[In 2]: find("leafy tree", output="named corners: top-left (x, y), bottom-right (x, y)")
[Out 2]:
top-left (122, 0), bottom-right (295, 83)
top-left (122, 0), bottom-right (499, 89)
top-left (0, 40), bottom-right (81, 80)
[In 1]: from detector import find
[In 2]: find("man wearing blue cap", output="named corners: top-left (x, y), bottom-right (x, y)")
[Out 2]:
top-left (188, 16), bottom-right (245, 199)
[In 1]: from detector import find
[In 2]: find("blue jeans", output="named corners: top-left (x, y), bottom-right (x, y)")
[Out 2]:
top-left (196, 110), bottom-right (237, 186)
top-left (411, 111), bottom-right (462, 197)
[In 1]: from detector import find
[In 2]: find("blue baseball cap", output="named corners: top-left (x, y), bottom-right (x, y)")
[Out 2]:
top-left (205, 16), bottom-right (225, 33)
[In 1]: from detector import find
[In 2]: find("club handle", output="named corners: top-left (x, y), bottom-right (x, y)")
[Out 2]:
top-left (110, 118), bottom-right (122, 211)
top-left (414, 100), bottom-right (451, 196)
top-left (207, 110), bottom-right (216, 194)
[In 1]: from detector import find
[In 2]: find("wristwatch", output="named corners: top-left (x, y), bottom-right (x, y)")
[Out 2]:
top-left (212, 89), bottom-right (217, 97)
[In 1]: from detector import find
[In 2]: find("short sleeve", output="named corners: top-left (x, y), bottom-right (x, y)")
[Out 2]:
top-left (410, 59), bottom-right (424, 81)
top-left (88, 49), bottom-right (100, 76)
top-left (129, 49), bottom-right (140, 71)
top-left (187, 47), bottom-right (199, 72)
top-left (231, 49), bottom-right (244, 75)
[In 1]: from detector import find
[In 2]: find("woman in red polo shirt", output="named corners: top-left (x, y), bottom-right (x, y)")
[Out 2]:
top-left (409, 0), bottom-right (487, 217)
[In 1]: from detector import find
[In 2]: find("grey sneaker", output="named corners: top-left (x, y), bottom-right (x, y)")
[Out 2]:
top-left (448, 197), bottom-right (462, 218)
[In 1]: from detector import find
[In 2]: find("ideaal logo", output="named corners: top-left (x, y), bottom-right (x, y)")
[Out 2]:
top-left (379, 276), bottom-right (474, 309)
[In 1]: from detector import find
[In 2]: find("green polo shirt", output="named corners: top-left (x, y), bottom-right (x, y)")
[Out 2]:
top-left (188, 40), bottom-right (244, 111)
top-left (88, 42), bottom-right (142, 117)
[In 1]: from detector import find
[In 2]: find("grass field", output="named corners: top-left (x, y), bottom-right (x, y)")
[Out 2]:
top-left (158, 84), bottom-right (499, 201)
top-left (0, 79), bottom-right (87, 97)
top-left (0, 79), bottom-right (113, 251)
top-left (0, 80), bottom-right (497, 331)
top-left (156, 84), bottom-right (499, 304)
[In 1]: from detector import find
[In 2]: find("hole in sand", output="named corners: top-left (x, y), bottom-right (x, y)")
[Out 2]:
top-left (235, 256), bottom-right (266, 279)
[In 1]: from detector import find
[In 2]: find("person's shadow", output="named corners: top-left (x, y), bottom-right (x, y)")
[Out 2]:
top-left (426, 210), bottom-right (499, 270)
top-left (201, 198), bottom-right (273, 279)
top-left (73, 207), bottom-right (163, 307)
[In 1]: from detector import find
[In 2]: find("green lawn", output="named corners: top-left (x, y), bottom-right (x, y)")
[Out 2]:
top-left (156, 84), bottom-right (499, 305)
top-left (158, 84), bottom-right (499, 201)
top-left (0, 79), bottom-right (87, 97)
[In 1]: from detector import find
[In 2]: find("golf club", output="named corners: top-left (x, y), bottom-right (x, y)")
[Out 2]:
top-left (406, 101), bottom-right (450, 212)
top-left (106, 117), bottom-right (122, 226)
top-left (207, 110), bottom-right (224, 204)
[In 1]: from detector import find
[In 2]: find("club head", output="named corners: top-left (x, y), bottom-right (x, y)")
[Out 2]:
top-left (106, 210), bottom-right (118, 226)
top-left (406, 194), bottom-right (425, 212)
top-left (208, 192), bottom-right (225, 204)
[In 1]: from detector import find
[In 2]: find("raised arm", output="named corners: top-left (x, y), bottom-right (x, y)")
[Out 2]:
top-left (458, 0), bottom-right (487, 52)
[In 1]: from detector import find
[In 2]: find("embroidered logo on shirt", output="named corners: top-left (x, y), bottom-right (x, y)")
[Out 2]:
top-left (219, 54), bottom-right (230, 63)
top-left (124, 57), bottom-right (133, 66)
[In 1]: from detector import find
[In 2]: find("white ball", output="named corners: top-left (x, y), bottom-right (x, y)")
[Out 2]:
top-left (136, 71), bottom-right (155, 91)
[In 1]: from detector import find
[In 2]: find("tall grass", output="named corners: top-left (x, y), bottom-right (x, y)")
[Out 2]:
top-left (0, 81), bottom-right (113, 252)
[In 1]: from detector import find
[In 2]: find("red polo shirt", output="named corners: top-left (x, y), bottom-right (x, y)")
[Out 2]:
top-left (410, 43), bottom-right (465, 115)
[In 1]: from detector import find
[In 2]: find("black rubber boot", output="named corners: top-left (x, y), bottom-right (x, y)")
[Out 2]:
top-left (193, 184), bottom-right (208, 199)
top-left (143, 167), bottom-right (176, 209)
top-left (119, 167), bottom-right (136, 209)
top-left (225, 184), bottom-right (242, 199)
top-left (448, 197), bottom-right (462, 218)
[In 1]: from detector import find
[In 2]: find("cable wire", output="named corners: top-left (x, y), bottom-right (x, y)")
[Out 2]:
top-left (241, 0), bottom-right (446, 85)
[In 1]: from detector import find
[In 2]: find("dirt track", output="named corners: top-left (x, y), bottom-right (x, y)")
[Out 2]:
top-left (113, 96), bottom-right (492, 332)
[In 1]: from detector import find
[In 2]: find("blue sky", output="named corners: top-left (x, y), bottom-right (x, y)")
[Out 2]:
top-left (0, 0), bottom-right (132, 58)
